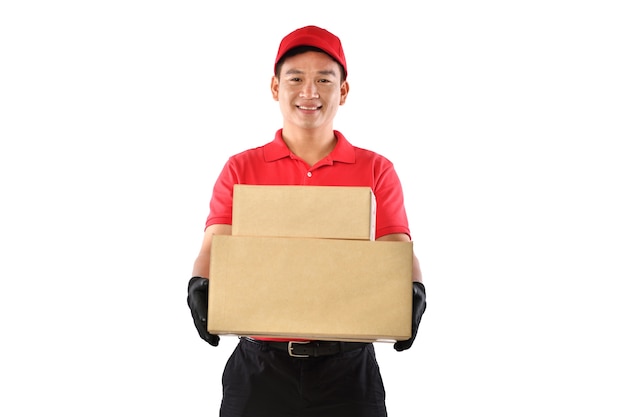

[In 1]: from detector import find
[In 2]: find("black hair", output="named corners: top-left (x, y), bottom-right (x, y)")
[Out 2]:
top-left (275, 46), bottom-right (346, 82)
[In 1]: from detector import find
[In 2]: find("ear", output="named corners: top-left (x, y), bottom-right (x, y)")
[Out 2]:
top-left (270, 76), bottom-right (279, 101)
top-left (339, 80), bottom-right (350, 105)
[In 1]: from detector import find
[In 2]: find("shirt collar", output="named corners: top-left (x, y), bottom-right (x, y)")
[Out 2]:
top-left (264, 129), bottom-right (355, 164)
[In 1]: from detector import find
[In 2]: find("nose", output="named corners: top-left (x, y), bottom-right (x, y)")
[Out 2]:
top-left (299, 81), bottom-right (319, 99)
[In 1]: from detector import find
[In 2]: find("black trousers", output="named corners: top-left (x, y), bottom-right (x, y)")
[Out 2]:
top-left (219, 337), bottom-right (388, 417)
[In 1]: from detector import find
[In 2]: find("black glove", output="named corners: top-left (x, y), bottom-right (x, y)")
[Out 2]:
top-left (394, 282), bottom-right (426, 352)
top-left (187, 276), bottom-right (220, 346)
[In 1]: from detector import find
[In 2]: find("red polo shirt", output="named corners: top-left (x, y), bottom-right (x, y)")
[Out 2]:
top-left (206, 129), bottom-right (411, 239)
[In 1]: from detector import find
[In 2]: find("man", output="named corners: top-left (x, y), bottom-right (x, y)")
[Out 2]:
top-left (187, 25), bottom-right (426, 417)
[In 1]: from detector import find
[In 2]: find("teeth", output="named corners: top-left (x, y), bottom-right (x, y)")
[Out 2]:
top-left (299, 106), bottom-right (318, 110)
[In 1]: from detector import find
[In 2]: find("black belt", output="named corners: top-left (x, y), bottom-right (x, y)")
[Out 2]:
top-left (243, 337), bottom-right (368, 358)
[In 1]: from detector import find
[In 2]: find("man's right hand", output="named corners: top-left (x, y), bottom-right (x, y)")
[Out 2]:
top-left (187, 276), bottom-right (220, 346)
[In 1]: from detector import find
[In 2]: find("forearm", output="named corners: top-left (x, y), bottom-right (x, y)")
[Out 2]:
top-left (412, 254), bottom-right (422, 283)
top-left (192, 254), bottom-right (211, 278)
top-left (377, 233), bottom-right (422, 283)
top-left (191, 224), bottom-right (232, 278)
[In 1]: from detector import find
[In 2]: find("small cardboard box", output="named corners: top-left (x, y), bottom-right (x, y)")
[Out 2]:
top-left (207, 235), bottom-right (413, 342)
top-left (232, 185), bottom-right (376, 241)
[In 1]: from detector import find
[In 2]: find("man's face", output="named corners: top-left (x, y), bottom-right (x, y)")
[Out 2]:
top-left (271, 51), bottom-right (349, 132)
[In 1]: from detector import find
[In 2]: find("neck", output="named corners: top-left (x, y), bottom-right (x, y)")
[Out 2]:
top-left (281, 127), bottom-right (337, 167)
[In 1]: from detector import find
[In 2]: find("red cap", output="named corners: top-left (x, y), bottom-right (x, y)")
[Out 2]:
top-left (274, 25), bottom-right (347, 78)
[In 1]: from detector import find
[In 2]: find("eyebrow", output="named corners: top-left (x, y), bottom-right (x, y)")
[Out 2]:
top-left (284, 68), bottom-right (338, 77)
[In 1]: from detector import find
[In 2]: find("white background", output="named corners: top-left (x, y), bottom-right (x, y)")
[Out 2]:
top-left (1, 1), bottom-right (625, 416)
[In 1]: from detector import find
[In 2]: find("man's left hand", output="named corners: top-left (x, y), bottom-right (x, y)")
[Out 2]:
top-left (394, 282), bottom-right (426, 352)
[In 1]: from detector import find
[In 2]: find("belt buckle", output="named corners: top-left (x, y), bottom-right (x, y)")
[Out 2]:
top-left (288, 341), bottom-right (310, 358)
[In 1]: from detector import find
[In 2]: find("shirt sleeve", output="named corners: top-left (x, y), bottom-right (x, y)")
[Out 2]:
top-left (205, 158), bottom-right (238, 229)
top-left (371, 159), bottom-right (411, 240)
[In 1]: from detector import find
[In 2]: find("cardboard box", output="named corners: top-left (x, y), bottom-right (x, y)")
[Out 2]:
top-left (232, 185), bottom-right (376, 240)
top-left (207, 235), bottom-right (413, 342)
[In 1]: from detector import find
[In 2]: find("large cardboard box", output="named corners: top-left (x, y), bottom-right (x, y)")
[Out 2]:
top-left (232, 185), bottom-right (376, 240)
top-left (207, 235), bottom-right (413, 342)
